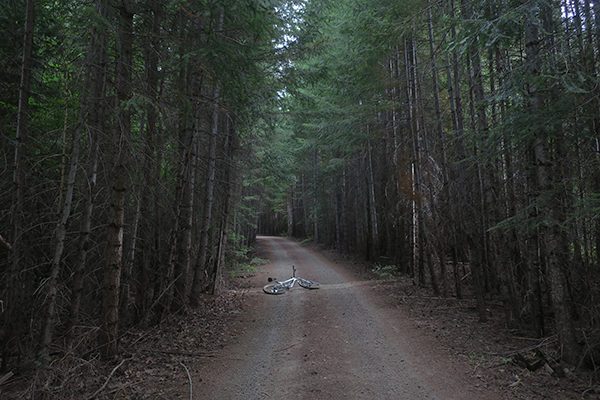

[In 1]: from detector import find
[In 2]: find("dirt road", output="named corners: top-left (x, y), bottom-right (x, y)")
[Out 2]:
top-left (193, 236), bottom-right (485, 399)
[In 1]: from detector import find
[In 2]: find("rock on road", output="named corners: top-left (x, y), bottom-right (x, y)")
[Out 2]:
top-left (196, 236), bottom-right (482, 399)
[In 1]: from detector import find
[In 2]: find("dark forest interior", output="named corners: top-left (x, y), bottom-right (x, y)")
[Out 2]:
top-left (2, 0), bottom-right (600, 396)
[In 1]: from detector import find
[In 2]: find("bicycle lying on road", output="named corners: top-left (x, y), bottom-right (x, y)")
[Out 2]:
top-left (263, 266), bottom-right (321, 294)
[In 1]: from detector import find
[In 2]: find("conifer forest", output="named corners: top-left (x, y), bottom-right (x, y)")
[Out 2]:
top-left (2, 0), bottom-right (600, 393)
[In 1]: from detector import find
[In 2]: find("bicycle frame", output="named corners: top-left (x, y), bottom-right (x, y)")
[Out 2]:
top-left (269, 266), bottom-right (300, 288)
top-left (263, 265), bottom-right (321, 294)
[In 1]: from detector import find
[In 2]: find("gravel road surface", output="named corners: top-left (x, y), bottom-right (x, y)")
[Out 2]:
top-left (196, 236), bottom-right (483, 399)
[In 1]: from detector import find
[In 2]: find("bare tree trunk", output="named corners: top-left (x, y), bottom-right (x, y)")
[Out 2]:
top-left (100, 0), bottom-right (133, 359)
top-left (135, 1), bottom-right (162, 318)
top-left (460, 0), bottom-right (488, 322)
top-left (120, 189), bottom-right (141, 325)
top-left (68, 140), bottom-right (101, 348)
top-left (302, 174), bottom-right (309, 238)
top-left (403, 36), bottom-right (421, 283)
top-left (172, 118), bottom-right (198, 310)
top-left (340, 169), bottom-right (348, 253)
top-left (313, 147), bottom-right (319, 244)
top-left (191, 82), bottom-right (220, 304)
top-left (365, 138), bottom-right (379, 260)
top-left (66, 0), bottom-right (108, 351)
top-left (2, 0), bottom-right (34, 370)
top-left (207, 116), bottom-right (237, 295)
top-left (171, 45), bottom-right (202, 311)
top-left (412, 29), bottom-right (440, 296)
top-left (428, 3), bottom-right (448, 296)
top-left (491, 45), bottom-right (522, 329)
top-left (287, 188), bottom-right (294, 237)
top-left (525, 2), bottom-right (580, 363)
top-left (41, 74), bottom-right (84, 352)
top-left (441, 0), bottom-right (463, 299)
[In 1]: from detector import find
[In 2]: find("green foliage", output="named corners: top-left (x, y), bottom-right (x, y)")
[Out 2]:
top-left (226, 231), bottom-right (270, 278)
top-left (371, 264), bottom-right (402, 280)
top-left (250, 257), bottom-right (269, 266)
top-left (35, 350), bottom-right (52, 368)
top-left (228, 262), bottom-right (258, 278)
top-left (228, 256), bottom-right (270, 278)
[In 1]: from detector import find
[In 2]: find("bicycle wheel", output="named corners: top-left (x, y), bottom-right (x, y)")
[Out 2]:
top-left (263, 283), bottom-right (288, 294)
top-left (298, 278), bottom-right (321, 289)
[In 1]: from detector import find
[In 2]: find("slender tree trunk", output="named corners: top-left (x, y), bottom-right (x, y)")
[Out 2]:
top-left (120, 189), bottom-right (141, 324)
top-left (123, 7), bottom-right (164, 319)
top-left (441, 0), bottom-right (463, 298)
top-left (287, 188), bottom-right (294, 237)
top-left (525, 2), bottom-right (580, 363)
top-left (412, 29), bottom-right (440, 296)
top-left (449, 0), bottom-right (485, 318)
top-left (340, 169), bottom-right (348, 254)
top-left (428, 3), bottom-right (448, 296)
top-left (171, 52), bottom-right (201, 310)
top-left (404, 37), bottom-right (421, 283)
top-left (173, 117), bottom-right (197, 309)
top-left (313, 147), bottom-right (319, 244)
top-left (208, 117), bottom-right (237, 295)
top-left (365, 138), bottom-right (379, 260)
top-left (461, 0), bottom-right (488, 321)
top-left (493, 45), bottom-right (521, 328)
top-left (584, 1), bottom-right (600, 267)
top-left (67, 0), bottom-right (108, 351)
top-left (100, 0), bottom-right (133, 359)
top-left (41, 79), bottom-right (84, 351)
top-left (191, 82), bottom-right (220, 303)
top-left (2, 0), bottom-right (34, 370)
top-left (302, 174), bottom-right (309, 238)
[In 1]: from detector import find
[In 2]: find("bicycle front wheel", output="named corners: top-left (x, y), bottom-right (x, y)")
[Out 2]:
top-left (263, 283), bottom-right (288, 294)
top-left (298, 279), bottom-right (321, 289)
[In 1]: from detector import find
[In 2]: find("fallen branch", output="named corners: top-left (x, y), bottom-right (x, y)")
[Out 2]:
top-left (179, 361), bottom-right (193, 400)
top-left (145, 349), bottom-right (216, 357)
top-left (85, 357), bottom-right (130, 400)
top-left (487, 336), bottom-right (558, 357)
top-left (0, 371), bottom-right (14, 385)
top-left (509, 376), bottom-right (522, 387)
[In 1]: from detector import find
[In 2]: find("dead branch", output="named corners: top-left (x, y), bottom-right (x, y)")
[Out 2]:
top-left (85, 357), bottom-right (131, 400)
top-left (487, 336), bottom-right (558, 357)
top-left (140, 275), bottom-right (180, 326)
top-left (0, 234), bottom-right (12, 251)
top-left (459, 272), bottom-right (471, 282)
top-left (144, 349), bottom-right (216, 357)
top-left (179, 361), bottom-right (192, 400)
top-left (0, 372), bottom-right (14, 385)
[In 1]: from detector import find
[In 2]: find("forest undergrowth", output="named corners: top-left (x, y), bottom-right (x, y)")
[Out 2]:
top-left (1, 244), bottom-right (599, 399)
top-left (383, 282), bottom-right (600, 399)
